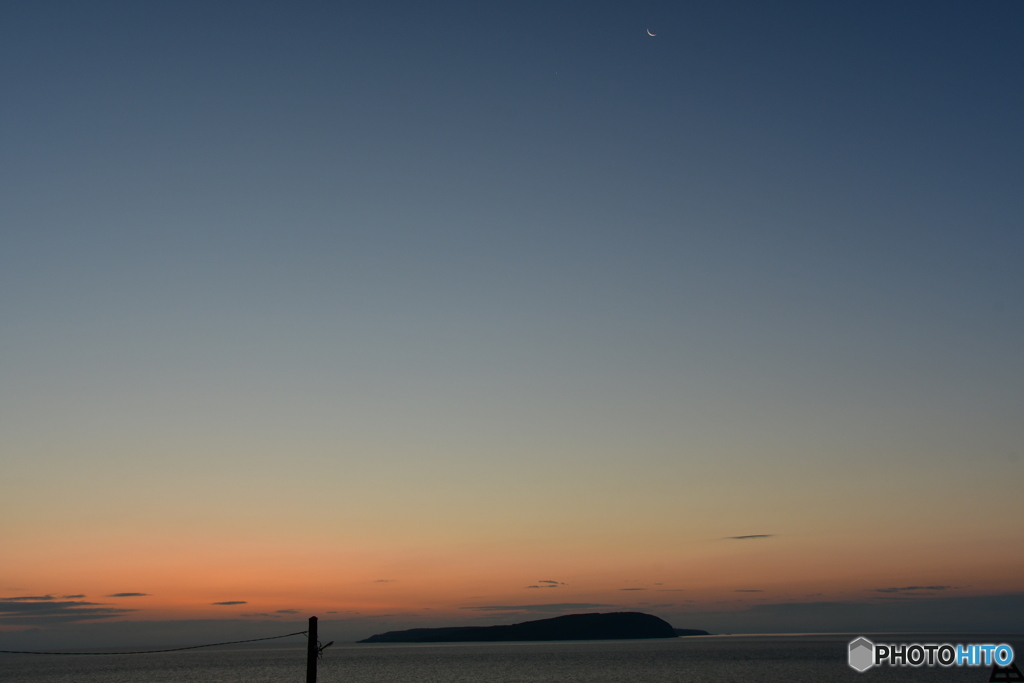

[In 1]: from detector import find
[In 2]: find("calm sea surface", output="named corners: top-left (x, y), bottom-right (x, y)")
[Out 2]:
top-left (2, 635), bottom-right (1020, 682)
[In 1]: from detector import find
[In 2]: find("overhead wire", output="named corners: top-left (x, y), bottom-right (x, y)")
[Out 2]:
top-left (0, 630), bottom-right (308, 655)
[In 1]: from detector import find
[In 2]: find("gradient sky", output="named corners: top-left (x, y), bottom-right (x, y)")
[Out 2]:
top-left (2, 1), bottom-right (1023, 644)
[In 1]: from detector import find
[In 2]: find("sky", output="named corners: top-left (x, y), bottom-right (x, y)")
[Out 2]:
top-left (1, 0), bottom-right (1023, 647)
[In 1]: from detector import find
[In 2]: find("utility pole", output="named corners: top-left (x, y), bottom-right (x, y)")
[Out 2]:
top-left (306, 616), bottom-right (318, 683)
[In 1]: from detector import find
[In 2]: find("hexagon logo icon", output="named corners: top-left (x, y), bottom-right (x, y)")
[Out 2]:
top-left (848, 637), bottom-right (874, 672)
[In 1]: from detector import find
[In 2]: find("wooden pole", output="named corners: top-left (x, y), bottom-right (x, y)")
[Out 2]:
top-left (306, 616), bottom-right (318, 683)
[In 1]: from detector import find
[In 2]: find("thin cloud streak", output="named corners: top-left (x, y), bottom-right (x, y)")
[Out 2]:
top-left (1, 595), bottom-right (58, 602)
top-left (725, 535), bottom-right (776, 540)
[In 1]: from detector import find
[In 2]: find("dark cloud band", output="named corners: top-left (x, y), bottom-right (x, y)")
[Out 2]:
top-left (0, 598), bottom-right (133, 625)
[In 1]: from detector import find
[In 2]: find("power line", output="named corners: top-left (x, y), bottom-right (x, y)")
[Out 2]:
top-left (0, 630), bottom-right (308, 655)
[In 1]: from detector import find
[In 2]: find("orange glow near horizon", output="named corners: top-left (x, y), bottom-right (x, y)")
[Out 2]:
top-left (4, 510), bottom-right (1022, 628)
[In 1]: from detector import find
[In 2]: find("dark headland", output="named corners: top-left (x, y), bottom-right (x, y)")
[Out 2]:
top-left (358, 612), bottom-right (709, 643)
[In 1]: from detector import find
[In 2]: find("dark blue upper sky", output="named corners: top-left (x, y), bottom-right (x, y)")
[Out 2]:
top-left (3, 0), bottom-right (1022, 456)
top-left (5, 2), bottom-right (1021, 390)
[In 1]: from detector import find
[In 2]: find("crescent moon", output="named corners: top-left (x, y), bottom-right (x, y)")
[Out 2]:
top-left (647, 28), bottom-right (656, 36)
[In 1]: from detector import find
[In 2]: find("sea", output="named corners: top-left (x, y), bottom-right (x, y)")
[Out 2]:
top-left (2, 634), bottom-right (1021, 682)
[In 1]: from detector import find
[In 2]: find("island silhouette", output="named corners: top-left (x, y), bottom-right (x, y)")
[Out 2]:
top-left (358, 612), bottom-right (709, 643)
